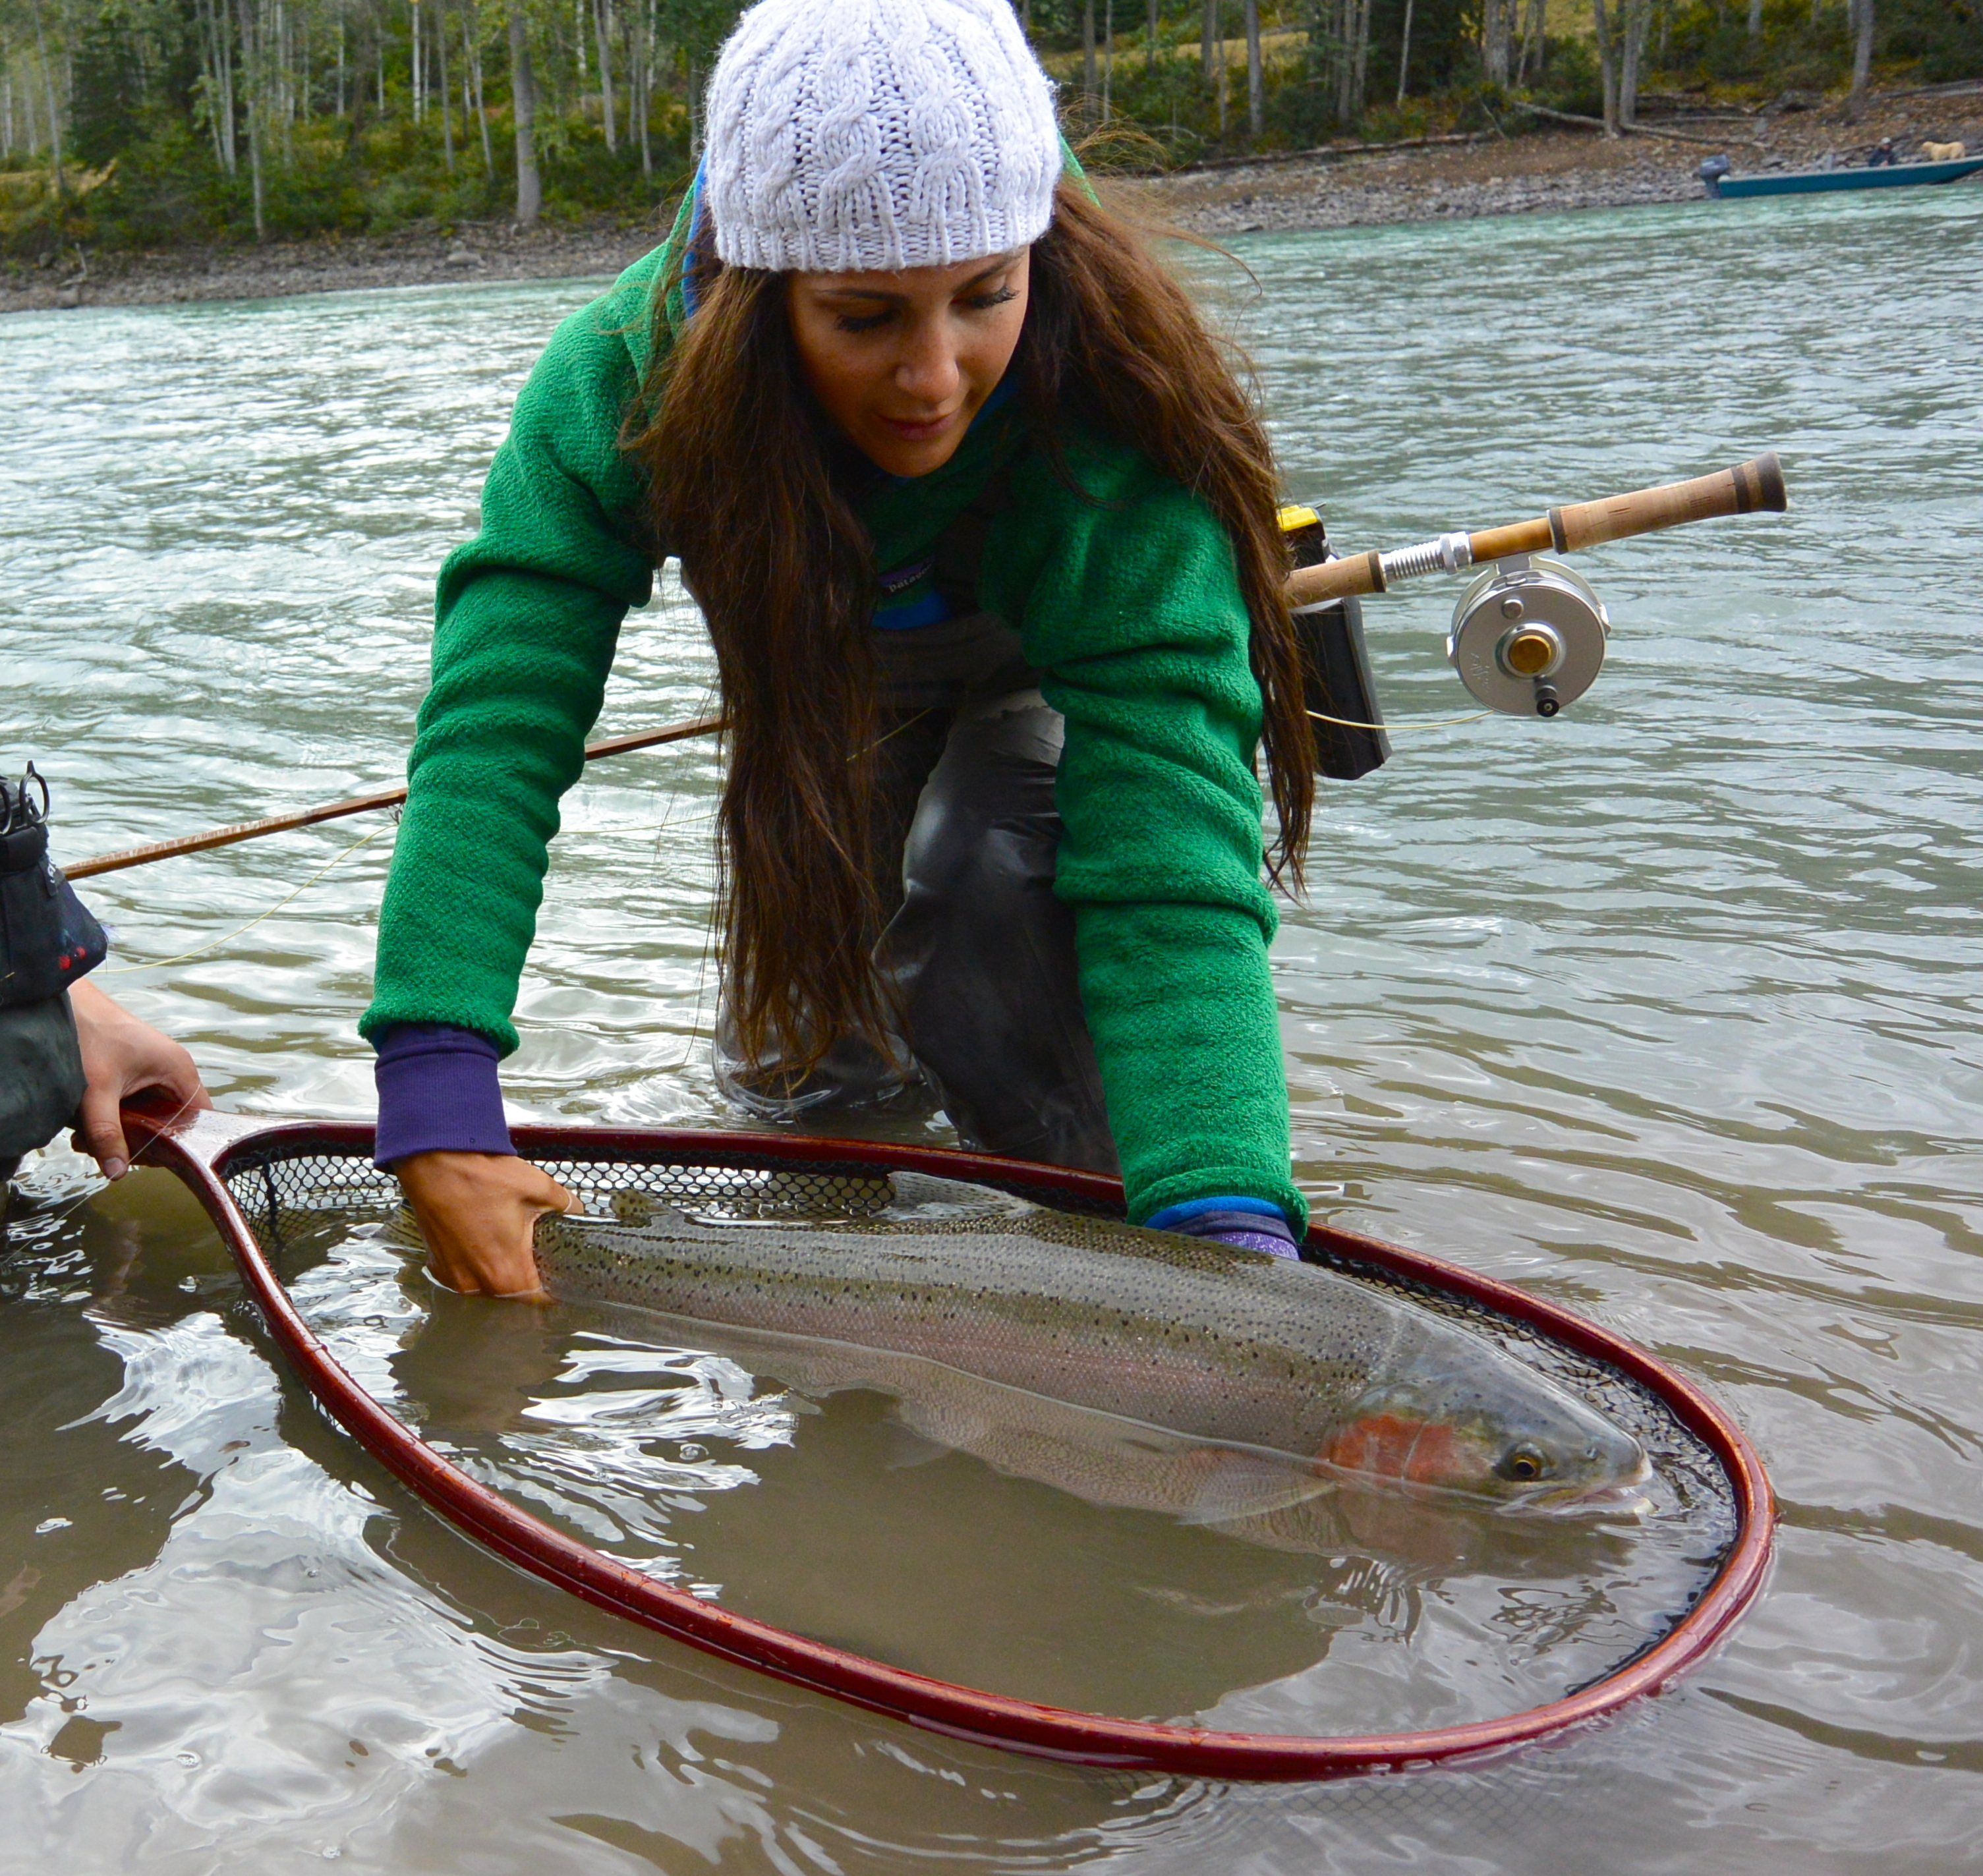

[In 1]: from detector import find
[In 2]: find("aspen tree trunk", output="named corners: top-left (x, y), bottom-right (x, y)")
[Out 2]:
top-left (1591, 0), bottom-right (1619, 133)
top-left (1147, 0), bottom-right (1157, 71)
top-left (471, 13), bottom-right (491, 170)
top-left (336, 14), bottom-right (344, 114)
top-left (413, 0), bottom-right (422, 119)
top-left (238, 0), bottom-right (264, 239)
top-left (1201, 0), bottom-right (1215, 82)
top-left (1244, 0), bottom-right (1261, 136)
top-left (637, 0), bottom-right (653, 175)
top-left (1484, 0), bottom-right (1510, 85)
top-left (1619, 0), bottom-right (1651, 125)
top-left (28, 0), bottom-right (61, 195)
top-left (1103, 0), bottom-right (1112, 115)
top-left (195, 0), bottom-right (228, 167)
top-left (1847, 0), bottom-right (1872, 120)
top-left (508, 3), bottom-right (539, 223)
top-left (1396, 0), bottom-right (1414, 103)
top-left (1746, 0), bottom-right (1761, 36)
top-left (1216, 1), bottom-right (1228, 133)
top-left (594, 0), bottom-right (615, 150)
top-left (438, 0), bottom-right (453, 169)
top-left (1333, 0), bottom-right (1350, 120)
top-left (1082, 0), bottom-right (1095, 106)
top-left (1520, 0), bottom-right (1547, 81)
top-left (223, 0), bottom-right (239, 166)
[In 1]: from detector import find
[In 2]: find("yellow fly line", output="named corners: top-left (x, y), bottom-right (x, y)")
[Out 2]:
top-left (100, 822), bottom-right (391, 975)
top-left (1309, 708), bottom-right (1490, 732)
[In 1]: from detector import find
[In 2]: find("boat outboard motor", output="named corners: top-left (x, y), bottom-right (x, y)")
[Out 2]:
top-left (1699, 154), bottom-right (1731, 198)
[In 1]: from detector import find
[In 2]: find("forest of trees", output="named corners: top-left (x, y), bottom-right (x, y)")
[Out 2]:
top-left (1, 0), bottom-right (1976, 250)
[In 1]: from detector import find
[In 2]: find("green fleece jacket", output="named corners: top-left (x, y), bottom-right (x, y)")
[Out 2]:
top-left (362, 215), bottom-right (1306, 1232)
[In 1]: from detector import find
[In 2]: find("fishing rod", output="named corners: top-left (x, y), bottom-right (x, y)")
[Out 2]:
top-left (1283, 453), bottom-right (1788, 724)
top-left (65, 715), bottom-right (724, 881)
top-left (65, 455), bottom-right (1787, 879)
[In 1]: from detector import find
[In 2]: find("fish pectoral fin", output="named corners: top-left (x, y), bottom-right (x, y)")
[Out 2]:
top-left (1178, 1452), bottom-right (1337, 1527)
top-left (892, 1395), bottom-right (987, 1457)
top-left (880, 1421), bottom-right (955, 1471)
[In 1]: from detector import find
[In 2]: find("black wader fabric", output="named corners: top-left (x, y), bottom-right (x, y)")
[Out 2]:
top-left (0, 993), bottom-right (84, 1181)
top-left (713, 613), bottom-right (1118, 1176)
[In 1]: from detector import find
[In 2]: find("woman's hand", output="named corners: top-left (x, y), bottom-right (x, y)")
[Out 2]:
top-left (394, 1151), bottom-right (578, 1299)
top-left (69, 979), bottom-right (214, 1180)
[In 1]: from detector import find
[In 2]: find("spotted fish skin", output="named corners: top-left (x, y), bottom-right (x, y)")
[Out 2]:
top-left (532, 1175), bottom-right (1647, 1509)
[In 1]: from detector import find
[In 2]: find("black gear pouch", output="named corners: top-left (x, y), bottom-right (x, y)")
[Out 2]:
top-left (1, 767), bottom-right (108, 1011)
top-left (1281, 507), bottom-right (1391, 782)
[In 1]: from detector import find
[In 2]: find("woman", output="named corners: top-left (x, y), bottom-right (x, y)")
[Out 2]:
top-left (364, 0), bottom-right (1316, 1295)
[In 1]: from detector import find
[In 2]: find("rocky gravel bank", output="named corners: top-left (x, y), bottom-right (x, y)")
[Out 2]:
top-left (5, 97), bottom-right (1976, 316)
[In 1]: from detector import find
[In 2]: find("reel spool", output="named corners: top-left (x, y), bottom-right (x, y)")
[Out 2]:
top-left (1447, 555), bottom-right (1609, 719)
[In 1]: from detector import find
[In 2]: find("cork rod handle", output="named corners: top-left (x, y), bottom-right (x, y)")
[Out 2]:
top-left (1546, 453), bottom-right (1787, 554)
top-left (1282, 455), bottom-right (1787, 610)
top-left (1286, 550), bottom-right (1389, 609)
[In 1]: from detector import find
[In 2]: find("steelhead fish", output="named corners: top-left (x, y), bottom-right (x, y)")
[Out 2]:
top-left (529, 1171), bottom-right (1649, 1518)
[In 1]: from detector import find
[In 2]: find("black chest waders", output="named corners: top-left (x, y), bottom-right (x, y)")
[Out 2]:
top-left (714, 492), bottom-right (1381, 1171)
top-left (713, 473), bottom-right (1120, 1171)
top-left (1, 768), bottom-right (108, 1178)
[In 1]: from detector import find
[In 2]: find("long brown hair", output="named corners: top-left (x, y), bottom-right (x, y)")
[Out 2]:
top-left (626, 179), bottom-right (1314, 1075)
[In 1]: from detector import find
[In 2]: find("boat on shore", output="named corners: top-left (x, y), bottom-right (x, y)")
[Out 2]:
top-left (1700, 152), bottom-right (1983, 199)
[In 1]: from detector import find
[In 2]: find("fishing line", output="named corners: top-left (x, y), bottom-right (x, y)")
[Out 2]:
top-left (19, 1080), bottom-right (212, 1236)
top-left (629, 708), bottom-right (938, 1074)
top-left (99, 822), bottom-right (390, 975)
top-left (564, 806), bottom-right (722, 838)
top-left (558, 704), bottom-right (917, 847)
top-left (1308, 707), bottom-right (1491, 733)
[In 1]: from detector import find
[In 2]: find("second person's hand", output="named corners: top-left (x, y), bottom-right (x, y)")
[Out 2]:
top-left (394, 1151), bottom-right (578, 1298)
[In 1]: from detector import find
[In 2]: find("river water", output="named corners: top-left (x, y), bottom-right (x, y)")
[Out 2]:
top-left (3, 183), bottom-right (1980, 1871)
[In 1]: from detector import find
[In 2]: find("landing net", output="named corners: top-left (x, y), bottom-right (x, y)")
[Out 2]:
top-left (134, 1112), bottom-right (1772, 1781)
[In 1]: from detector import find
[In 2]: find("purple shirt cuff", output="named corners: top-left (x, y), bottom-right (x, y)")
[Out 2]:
top-left (1156, 1206), bottom-right (1302, 1262)
top-left (372, 1023), bottom-right (515, 1168)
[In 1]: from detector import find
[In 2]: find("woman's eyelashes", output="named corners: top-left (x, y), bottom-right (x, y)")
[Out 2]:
top-left (828, 284), bottom-right (1019, 334)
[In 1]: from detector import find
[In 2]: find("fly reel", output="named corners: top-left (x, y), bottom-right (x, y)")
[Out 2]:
top-left (1447, 555), bottom-right (1610, 719)
top-left (1279, 453), bottom-right (1789, 741)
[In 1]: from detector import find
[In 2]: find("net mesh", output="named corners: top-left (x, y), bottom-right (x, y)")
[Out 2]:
top-left (218, 1132), bottom-right (1741, 1709)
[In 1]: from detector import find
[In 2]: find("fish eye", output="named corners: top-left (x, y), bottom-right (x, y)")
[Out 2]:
top-left (1496, 1442), bottom-right (1553, 1484)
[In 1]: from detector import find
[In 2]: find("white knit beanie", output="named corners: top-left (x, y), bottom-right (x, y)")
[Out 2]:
top-left (703, 0), bottom-right (1062, 274)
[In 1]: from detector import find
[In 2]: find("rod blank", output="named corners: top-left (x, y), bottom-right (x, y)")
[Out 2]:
top-left (64, 716), bottom-right (724, 881)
